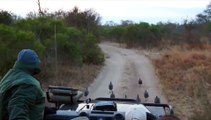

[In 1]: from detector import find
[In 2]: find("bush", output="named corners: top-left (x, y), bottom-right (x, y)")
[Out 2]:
top-left (56, 32), bottom-right (82, 65)
top-left (82, 33), bottom-right (104, 64)
top-left (0, 24), bottom-right (44, 75)
top-left (0, 10), bottom-right (14, 25)
top-left (0, 11), bottom-right (105, 79)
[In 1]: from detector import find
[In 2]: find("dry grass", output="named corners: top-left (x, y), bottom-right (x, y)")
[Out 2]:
top-left (152, 44), bottom-right (211, 120)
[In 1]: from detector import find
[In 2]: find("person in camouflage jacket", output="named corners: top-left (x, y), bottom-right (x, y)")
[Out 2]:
top-left (0, 49), bottom-right (45, 120)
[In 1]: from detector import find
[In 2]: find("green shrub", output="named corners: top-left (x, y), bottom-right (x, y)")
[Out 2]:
top-left (0, 24), bottom-right (44, 75)
top-left (82, 34), bottom-right (104, 64)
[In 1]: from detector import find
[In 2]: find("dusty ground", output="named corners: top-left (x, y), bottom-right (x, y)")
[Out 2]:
top-left (87, 42), bottom-right (167, 104)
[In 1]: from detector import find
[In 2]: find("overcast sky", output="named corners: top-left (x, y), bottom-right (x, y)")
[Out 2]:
top-left (0, 0), bottom-right (210, 24)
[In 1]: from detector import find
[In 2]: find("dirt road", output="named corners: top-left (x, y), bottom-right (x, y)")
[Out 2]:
top-left (87, 42), bottom-right (167, 103)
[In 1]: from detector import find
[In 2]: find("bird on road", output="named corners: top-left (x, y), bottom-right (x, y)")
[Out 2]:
top-left (144, 90), bottom-right (149, 102)
top-left (110, 91), bottom-right (115, 98)
top-left (136, 94), bottom-right (141, 103)
top-left (138, 78), bottom-right (142, 86)
top-left (125, 94), bottom-right (127, 99)
top-left (109, 81), bottom-right (113, 92)
top-left (84, 88), bottom-right (89, 97)
top-left (154, 96), bottom-right (160, 104)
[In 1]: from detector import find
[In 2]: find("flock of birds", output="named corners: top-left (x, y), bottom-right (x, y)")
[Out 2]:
top-left (83, 78), bottom-right (161, 104)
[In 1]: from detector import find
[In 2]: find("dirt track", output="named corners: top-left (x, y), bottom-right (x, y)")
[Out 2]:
top-left (87, 42), bottom-right (167, 103)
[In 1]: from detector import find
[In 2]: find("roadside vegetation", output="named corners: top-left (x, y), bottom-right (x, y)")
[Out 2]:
top-left (1, 1), bottom-right (211, 119)
top-left (152, 45), bottom-right (211, 120)
top-left (101, 2), bottom-right (211, 120)
top-left (0, 7), bottom-right (104, 90)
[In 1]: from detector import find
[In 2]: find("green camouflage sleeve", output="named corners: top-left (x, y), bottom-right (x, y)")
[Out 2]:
top-left (7, 84), bottom-right (38, 120)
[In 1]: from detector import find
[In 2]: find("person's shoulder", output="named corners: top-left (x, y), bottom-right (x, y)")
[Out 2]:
top-left (12, 71), bottom-right (39, 87)
top-left (0, 69), bottom-right (37, 87)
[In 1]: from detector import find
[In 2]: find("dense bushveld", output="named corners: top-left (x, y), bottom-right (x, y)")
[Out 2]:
top-left (0, 7), bottom-right (104, 90)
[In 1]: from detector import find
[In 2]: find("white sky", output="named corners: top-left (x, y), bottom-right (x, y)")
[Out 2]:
top-left (0, 0), bottom-right (210, 24)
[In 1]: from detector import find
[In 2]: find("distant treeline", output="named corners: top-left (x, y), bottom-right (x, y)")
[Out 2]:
top-left (101, 3), bottom-right (211, 48)
top-left (0, 7), bottom-right (104, 76)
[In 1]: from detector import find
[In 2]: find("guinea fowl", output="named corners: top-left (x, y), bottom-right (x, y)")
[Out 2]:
top-left (84, 88), bottom-right (89, 97)
top-left (125, 94), bottom-right (127, 99)
top-left (154, 96), bottom-right (160, 104)
top-left (110, 91), bottom-right (115, 98)
top-left (109, 81), bottom-right (113, 92)
top-left (138, 78), bottom-right (142, 86)
top-left (136, 94), bottom-right (141, 103)
top-left (144, 90), bottom-right (149, 102)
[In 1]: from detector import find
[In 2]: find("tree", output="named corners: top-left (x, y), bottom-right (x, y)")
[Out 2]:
top-left (110, 26), bottom-right (125, 41)
top-left (196, 13), bottom-right (209, 24)
top-left (37, 0), bottom-right (44, 16)
top-left (104, 21), bottom-right (117, 26)
top-left (195, 2), bottom-right (211, 43)
top-left (64, 7), bottom-right (101, 36)
top-left (183, 19), bottom-right (196, 43)
top-left (121, 20), bottom-right (133, 26)
top-left (0, 24), bottom-right (44, 75)
top-left (196, 2), bottom-right (211, 24)
top-left (0, 10), bottom-right (14, 25)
